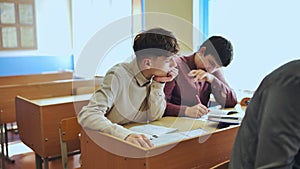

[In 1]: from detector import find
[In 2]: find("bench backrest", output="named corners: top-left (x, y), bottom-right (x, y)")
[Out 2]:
top-left (0, 71), bottom-right (73, 86)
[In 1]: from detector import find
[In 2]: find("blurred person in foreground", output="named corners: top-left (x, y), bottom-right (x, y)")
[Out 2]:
top-left (229, 60), bottom-right (300, 168)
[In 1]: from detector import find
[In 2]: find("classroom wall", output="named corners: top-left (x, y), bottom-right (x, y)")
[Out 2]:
top-left (0, 0), bottom-right (134, 77)
top-left (72, 0), bottom-right (133, 78)
top-left (0, 0), bottom-right (200, 77)
top-left (0, 55), bottom-right (73, 76)
top-left (144, 0), bottom-right (194, 52)
top-left (0, 0), bottom-right (73, 75)
top-left (0, 0), bottom-right (72, 57)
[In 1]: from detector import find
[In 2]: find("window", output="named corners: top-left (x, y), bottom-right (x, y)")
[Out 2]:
top-left (209, 0), bottom-right (300, 91)
top-left (0, 0), bottom-right (36, 50)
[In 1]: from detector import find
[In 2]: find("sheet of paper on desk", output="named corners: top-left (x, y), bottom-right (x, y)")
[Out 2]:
top-left (180, 128), bottom-right (208, 138)
top-left (150, 132), bottom-right (188, 147)
top-left (129, 125), bottom-right (209, 147)
top-left (150, 128), bottom-right (209, 147)
top-left (129, 124), bottom-right (178, 136)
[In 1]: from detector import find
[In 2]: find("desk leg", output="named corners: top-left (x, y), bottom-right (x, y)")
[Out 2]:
top-left (1, 155), bottom-right (4, 169)
top-left (35, 153), bottom-right (43, 169)
top-left (35, 154), bottom-right (49, 169)
top-left (0, 124), bottom-right (4, 157)
top-left (44, 158), bottom-right (49, 169)
top-left (0, 124), bottom-right (14, 164)
top-left (3, 124), bottom-right (14, 163)
top-left (0, 124), bottom-right (5, 169)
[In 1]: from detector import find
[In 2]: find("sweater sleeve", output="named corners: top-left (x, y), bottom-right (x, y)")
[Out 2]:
top-left (211, 70), bottom-right (237, 108)
top-left (147, 81), bottom-right (167, 121)
top-left (163, 80), bottom-right (186, 116)
top-left (77, 71), bottom-right (133, 140)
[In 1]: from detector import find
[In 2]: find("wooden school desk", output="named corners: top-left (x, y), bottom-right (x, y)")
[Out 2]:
top-left (1, 78), bottom-right (100, 127)
top-left (0, 71), bottom-right (73, 162)
top-left (15, 94), bottom-right (92, 169)
top-left (80, 116), bottom-right (239, 169)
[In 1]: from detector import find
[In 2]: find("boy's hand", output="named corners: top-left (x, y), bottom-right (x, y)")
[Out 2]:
top-left (188, 69), bottom-right (214, 83)
top-left (125, 133), bottom-right (154, 148)
top-left (153, 67), bottom-right (178, 83)
top-left (185, 104), bottom-right (209, 118)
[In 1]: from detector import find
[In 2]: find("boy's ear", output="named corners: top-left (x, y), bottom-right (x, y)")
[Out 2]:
top-left (198, 46), bottom-right (206, 57)
top-left (143, 58), bottom-right (152, 69)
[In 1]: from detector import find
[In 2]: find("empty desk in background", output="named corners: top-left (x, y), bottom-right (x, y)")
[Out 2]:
top-left (1, 78), bottom-right (100, 127)
top-left (0, 71), bottom-right (73, 86)
top-left (0, 71), bottom-right (73, 162)
top-left (15, 94), bottom-right (92, 169)
top-left (80, 116), bottom-right (239, 169)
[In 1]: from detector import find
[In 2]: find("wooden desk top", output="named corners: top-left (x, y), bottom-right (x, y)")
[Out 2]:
top-left (125, 116), bottom-right (219, 132)
top-left (0, 71), bottom-right (73, 86)
top-left (125, 116), bottom-right (239, 149)
top-left (124, 105), bottom-right (245, 134)
top-left (31, 93), bottom-right (92, 106)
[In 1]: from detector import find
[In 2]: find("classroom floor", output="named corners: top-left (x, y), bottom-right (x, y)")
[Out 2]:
top-left (1, 129), bottom-right (81, 169)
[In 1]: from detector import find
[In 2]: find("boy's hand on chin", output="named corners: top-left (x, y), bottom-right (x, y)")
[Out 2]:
top-left (153, 67), bottom-right (178, 83)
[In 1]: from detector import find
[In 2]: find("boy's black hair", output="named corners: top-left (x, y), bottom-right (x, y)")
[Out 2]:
top-left (201, 36), bottom-right (233, 67)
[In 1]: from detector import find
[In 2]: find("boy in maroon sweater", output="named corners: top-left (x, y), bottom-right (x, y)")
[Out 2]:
top-left (164, 36), bottom-right (237, 118)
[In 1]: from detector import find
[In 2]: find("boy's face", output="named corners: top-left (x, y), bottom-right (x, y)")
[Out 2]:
top-left (196, 53), bottom-right (221, 73)
top-left (149, 55), bottom-right (177, 77)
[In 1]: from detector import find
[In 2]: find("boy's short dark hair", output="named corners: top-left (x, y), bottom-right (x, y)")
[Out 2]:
top-left (201, 36), bottom-right (233, 67)
top-left (133, 28), bottom-right (179, 61)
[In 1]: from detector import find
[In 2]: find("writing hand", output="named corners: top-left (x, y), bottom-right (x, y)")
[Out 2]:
top-left (188, 69), bottom-right (214, 83)
top-left (184, 104), bottom-right (209, 118)
top-left (153, 67), bottom-right (178, 83)
top-left (125, 133), bottom-right (154, 148)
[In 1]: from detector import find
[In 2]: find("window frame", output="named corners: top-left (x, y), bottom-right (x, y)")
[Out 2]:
top-left (0, 0), bottom-right (37, 50)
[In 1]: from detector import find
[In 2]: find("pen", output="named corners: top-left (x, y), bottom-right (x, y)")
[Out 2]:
top-left (195, 95), bottom-right (201, 104)
top-left (149, 135), bottom-right (158, 140)
top-left (196, 94), bottom-right (210, 113)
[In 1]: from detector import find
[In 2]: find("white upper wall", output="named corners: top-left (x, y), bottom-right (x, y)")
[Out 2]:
top-left (0, 0), bottom-right (134, 78)
top-left (209, 0), bottom-right (300, 91)
top-left (72, 0), bottom-right (133, 78)
top-left (0, 0), bottom-right (72, 57)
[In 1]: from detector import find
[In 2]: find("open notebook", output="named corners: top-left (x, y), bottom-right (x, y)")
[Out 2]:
top-left (206, 108), bottom-right (244, 124)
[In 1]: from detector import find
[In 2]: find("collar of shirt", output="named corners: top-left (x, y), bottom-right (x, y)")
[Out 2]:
top-left (187, 53), bottom-right (198, 70)
top-left (130, 58), bottom-right (151, 87)
top-left (176, 54), bottom-right (197, 71)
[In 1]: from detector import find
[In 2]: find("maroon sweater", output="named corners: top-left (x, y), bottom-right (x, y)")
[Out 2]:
top-left (164, 54), bottom-right (237, 116)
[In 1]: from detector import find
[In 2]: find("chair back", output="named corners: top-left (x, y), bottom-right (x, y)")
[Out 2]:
top-left (59, 116), bottom-right (81, 169)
